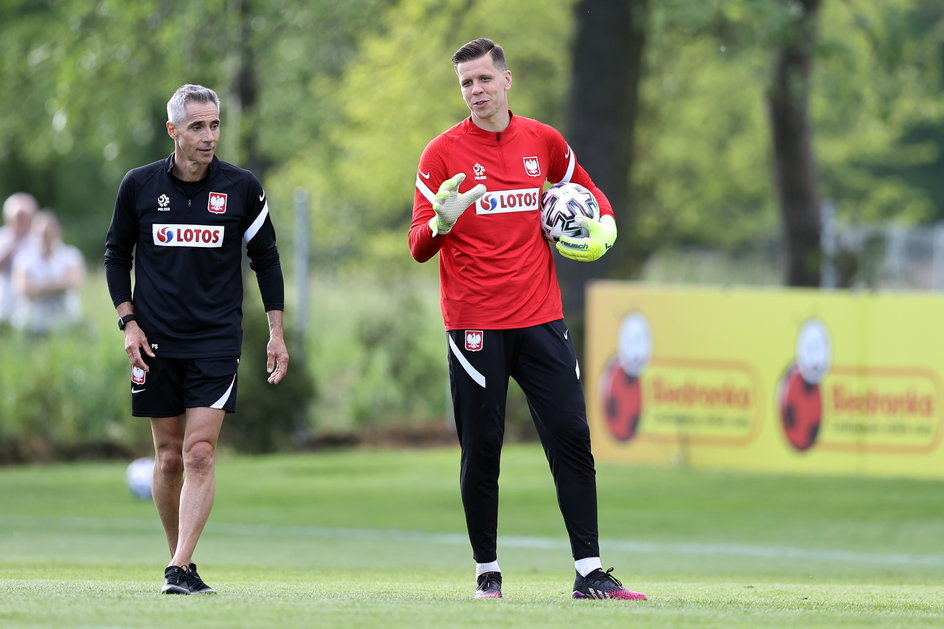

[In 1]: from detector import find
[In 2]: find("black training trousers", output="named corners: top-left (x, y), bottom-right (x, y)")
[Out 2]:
top-left (446, 319), bottom-right (599, 563)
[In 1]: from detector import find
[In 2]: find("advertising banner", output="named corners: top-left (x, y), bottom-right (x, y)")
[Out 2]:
top-left (586, 282), bottom-right (944, 478)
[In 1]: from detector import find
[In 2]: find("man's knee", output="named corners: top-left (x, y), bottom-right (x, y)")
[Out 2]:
top-left (155, 447), bottom-right (184, 476)
top-left (183, 439), bottom-right (216, 475)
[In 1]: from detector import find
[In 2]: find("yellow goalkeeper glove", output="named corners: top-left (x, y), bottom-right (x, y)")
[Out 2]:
top-left (428, 173), bottom-right (486, 236)
top-left (556, 214), bottom-right (617, 262)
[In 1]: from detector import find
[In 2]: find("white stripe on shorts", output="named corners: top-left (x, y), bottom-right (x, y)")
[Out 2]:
top-left (210, 360), bottom-right (239, 409)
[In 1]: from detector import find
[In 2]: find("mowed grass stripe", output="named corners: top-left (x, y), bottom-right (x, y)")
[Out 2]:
top-left (2, 513), bottom-right (943, 567)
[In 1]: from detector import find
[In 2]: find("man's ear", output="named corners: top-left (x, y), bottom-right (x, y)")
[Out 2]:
top-left (165, 121), bottom-right (176, 139)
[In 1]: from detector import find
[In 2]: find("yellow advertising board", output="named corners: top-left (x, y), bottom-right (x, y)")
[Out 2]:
top-left (586, 282), bottom-right (944, 478)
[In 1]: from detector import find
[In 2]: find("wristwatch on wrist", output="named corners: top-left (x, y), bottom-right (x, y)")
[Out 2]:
top-left (118, 314), bottom-right (137, 331)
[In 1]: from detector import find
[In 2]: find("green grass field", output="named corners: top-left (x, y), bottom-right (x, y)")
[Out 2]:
top-left (1, 444), bottom-right (943, 628)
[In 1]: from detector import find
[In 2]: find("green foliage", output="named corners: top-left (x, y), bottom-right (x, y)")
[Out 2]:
top-left (304, 272), bottom-right (449, 432)
top-left (815, 0), bottom-right (944, 224)
top-left (0, 0), bottom-right (390, 258)
top-left (635, 17), bottom-right (776, 249)
top-left (637, 0), bottom-right (944, 249)
top-left (614, 0), bottom-right (944, 260)
top-left (222, 283), bottom-right (316, 454)
top-left (0, 324), bottom-right (148, 462)
top-left (0, 268), bottom-right (153, 460)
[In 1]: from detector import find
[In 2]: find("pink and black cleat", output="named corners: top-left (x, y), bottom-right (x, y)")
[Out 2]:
top-left (474, 571), bottom-right (502, 599)
top-left (572, 568), bottom-right (647, 600)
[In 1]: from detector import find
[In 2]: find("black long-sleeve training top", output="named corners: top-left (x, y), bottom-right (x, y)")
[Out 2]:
top-left (104, 154), bottom-right (284, 358)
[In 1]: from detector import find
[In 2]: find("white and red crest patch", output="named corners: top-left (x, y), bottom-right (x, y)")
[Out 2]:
top-left (208, 192), bottom-right (228, 214)
top-left (465, 330), bottom-right (484, 352)
top-left (522, 156), bottom-right (541, 177)
top-left (131, 366), bottom-right (146, 385)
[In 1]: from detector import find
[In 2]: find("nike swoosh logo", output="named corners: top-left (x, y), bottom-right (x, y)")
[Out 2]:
top-left (259, 192), bottom-right (266, 202)
top-left (419, 171), bottom-right (431, 179)
top-left (564, 147), bottom-right (571, 159)
top-left (131, 388), bottom-right (146, 394)
top-left (564, 329), bottom-right (569, 340)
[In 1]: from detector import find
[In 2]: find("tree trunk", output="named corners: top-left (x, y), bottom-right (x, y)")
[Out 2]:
top-left (230, 0), bottom-right (265, 177)
top-left (768, 0), bottom-right (822, 287)
top-left (560, 0), bottom-right (647, 350)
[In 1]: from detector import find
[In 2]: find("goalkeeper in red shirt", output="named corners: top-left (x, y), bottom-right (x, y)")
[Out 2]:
top-left (409, 37), bottom-right (645, 601)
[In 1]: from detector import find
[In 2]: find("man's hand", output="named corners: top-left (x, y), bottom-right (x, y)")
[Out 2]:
top-left (123, 321), bottom-right (155, 372)
top-left (428, 173), bottom-right (486, 235)
top-left (265, 310), bottom-right (289, 384)
top-left (556, 214), bottom-right (617, 262)
top-left (266, 335), bottom-right (289, 384)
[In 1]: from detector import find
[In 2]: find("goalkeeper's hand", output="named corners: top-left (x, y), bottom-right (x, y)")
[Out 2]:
top-left (556, 214), bottom-right (617, 262)
top-left (428, 173), bottom-right (486, 236)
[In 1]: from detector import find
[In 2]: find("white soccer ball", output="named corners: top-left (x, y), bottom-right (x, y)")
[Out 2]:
top-left (796, 319), bottom-right (831, 385)
top-left (540, 182), bottom-right (601, 242)
top-left (125, 457), bottom-right (154, 501)
top-left (617, 312), bottom-right (653, 377)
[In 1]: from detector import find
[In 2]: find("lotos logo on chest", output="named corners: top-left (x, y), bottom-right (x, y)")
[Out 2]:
top-left (153, 224), bottom-right (225, 248)
top-left (476, 188), bottom-right (541, 215)
top-left (208, 192), bottom-right (227, 214)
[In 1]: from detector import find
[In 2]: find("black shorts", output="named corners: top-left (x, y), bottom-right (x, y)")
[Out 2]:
top-left (130, 356), bottom-right (239, 418)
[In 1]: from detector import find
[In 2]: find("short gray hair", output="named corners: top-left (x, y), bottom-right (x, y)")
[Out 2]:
top-left (166, 84), bottom-right (220, 126)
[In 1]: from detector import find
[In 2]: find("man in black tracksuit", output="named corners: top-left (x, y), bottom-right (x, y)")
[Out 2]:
top-left (104, 84), bottom-right (288, 595)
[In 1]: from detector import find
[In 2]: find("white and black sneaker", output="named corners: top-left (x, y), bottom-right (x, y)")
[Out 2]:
top-left (185, 563), bottom-right (216, 594)
top-left (161, 565), bottom-right (190, 595)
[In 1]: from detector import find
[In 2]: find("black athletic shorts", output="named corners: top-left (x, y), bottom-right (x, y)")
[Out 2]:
top-left (130, 356), bottom-right (239, 418)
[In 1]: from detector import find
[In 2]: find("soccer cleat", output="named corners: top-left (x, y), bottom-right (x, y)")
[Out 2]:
top-left (474, 571), bottom-right (503, 599)
top-left (185, 563), bottom-right (216, 594)
top-left (161, 565), bottom-right (190, 595)
top-left (572, 568), bottom-right (647, 600)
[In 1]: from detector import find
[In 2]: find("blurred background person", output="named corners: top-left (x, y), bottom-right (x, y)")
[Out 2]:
top-left (0, 192), bottom-right (39, 326)
top-left (11, 210), bottom-right (86, 335)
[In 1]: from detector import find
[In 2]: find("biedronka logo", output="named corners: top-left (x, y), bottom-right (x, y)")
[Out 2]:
top-left (778, 319), bottom-right (939, 454)
top-left (600, 311), bottom-right (761, 446)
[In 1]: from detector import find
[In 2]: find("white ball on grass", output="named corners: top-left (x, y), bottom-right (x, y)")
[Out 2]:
top-left (125, 457), bottom-right (154, 501)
